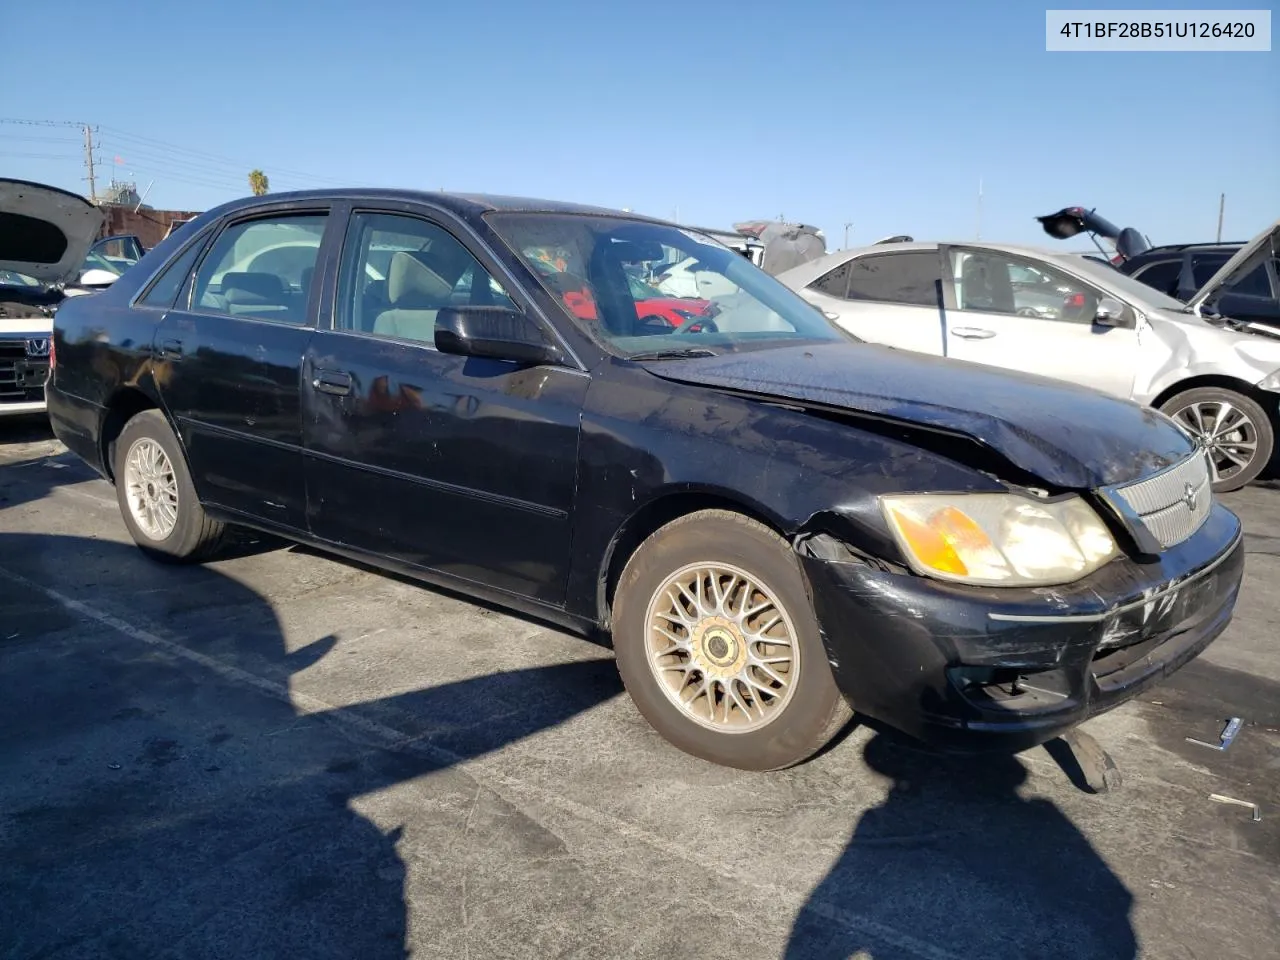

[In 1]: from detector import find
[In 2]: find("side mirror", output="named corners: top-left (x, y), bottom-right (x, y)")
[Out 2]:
top-left (1094, 297), bottom-right (1126, 327)
top-left (77, 268), bottom-right (119, 287)
top-left (435, 306), bottom-right (562, 365)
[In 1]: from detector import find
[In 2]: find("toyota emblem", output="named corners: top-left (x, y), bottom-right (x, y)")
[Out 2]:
top-left (25, 338), bottom-right (51, 358)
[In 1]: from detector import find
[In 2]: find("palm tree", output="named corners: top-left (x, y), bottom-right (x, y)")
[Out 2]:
top-left (248, 170), bottom-right (269, 196)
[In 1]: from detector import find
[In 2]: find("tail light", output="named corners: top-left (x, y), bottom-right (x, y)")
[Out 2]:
top-left (48, 337), bottom-right (56, 370)
top-left (1064, 293), bottom-right (1086, 310)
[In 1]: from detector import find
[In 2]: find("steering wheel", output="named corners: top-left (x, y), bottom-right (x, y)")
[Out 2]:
top-left (675, 316), bottom-right (718, 335)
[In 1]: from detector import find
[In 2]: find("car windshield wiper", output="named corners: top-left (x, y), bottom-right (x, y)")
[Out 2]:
top-left (625, 348), bottom-right (719, 361)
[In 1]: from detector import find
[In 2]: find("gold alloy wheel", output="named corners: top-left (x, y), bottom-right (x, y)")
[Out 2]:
top-left (643, 562), bottom-right (799, 732)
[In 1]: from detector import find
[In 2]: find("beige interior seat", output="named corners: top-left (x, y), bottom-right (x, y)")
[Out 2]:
top-left (372, 251), bottom-right (457, 341)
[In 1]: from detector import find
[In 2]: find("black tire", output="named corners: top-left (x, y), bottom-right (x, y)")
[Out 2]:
top-left (113, 409), bottom-right (227, 562)
top-left (612, 509), bottom-right (853, 770)
top-left (1158, 386), bottom-right (1274, 493)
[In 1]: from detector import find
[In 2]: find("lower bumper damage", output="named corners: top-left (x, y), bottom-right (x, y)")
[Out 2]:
top-left (798, 504), bottom-right (1245, 752)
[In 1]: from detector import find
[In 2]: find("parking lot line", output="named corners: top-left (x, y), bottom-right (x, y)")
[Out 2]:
top-left (0, 560), bottom-right (967, 960)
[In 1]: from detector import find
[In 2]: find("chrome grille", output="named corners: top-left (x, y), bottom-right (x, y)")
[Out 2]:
top-left (0, 337), bottom-right (48, 403)
top-left (1112, 452), bottom-right (1212, 549)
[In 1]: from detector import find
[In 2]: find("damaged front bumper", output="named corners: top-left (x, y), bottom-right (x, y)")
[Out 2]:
top-left (797, 503), bottom-right (1244, 752)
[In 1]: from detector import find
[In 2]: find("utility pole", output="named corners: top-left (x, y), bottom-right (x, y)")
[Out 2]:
top-left (976, 178), bottom-right (983, 240)
top-left (843, 222), bottom-right (853, 248)
top-left (82, 123), bottom-right (98, 202)
top-left (1217, 193), bottom-right (1225, 243)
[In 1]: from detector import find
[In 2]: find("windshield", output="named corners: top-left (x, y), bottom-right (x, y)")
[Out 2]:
top-left (486, 213), bottom-right (847, 357)
top-left (1067, 255), bottom-right (1189, 311)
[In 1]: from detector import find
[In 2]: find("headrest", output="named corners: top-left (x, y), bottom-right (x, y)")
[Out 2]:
top-left (387, 251), bottom-right (453, 307)
top-left (221, 271), bottom-right (285, 303)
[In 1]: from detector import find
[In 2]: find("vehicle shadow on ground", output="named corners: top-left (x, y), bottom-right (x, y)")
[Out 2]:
top-left (0, 532), bottom-right (623, 960)
top-left (784, 733), bottom-right (1136, 960)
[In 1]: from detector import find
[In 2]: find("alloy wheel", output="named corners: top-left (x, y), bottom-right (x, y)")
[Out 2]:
top-left (123, 438), bottom-right (180, 540)
top-left (643, 562), bottom-right (799, 733)
top-left (1169, 399), bottom-right (1259, 484)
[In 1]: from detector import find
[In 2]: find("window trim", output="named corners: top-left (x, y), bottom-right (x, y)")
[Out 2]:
top-left (325, 203), bottom-right (588, 371)
top-left (940, 244), bottom-right (1132, 328)
top-left (810, 250), bottom-right (943, 307)
top-left (130, 225), bottom-right (215, 310)
top-left (178, 204), bottom-right (336, 328)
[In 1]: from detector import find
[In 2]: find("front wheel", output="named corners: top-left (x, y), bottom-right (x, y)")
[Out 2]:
top-left (612, 510), bottom-right (853, 770)
top-left (114, 409), bottom-right (228, 562)
top-left (1159, 387), bottom-right (1274, 492)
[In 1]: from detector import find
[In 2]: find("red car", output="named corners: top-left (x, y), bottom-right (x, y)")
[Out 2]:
top-left (532, 261), bottom-right (716, 330)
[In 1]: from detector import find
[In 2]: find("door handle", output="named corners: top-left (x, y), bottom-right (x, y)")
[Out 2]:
top-left (951, 327), bottom-right (996, 340)
top-left (159, 338), bottom-right (183, 358)
top-left (312, 369), bottom-right (353, 396)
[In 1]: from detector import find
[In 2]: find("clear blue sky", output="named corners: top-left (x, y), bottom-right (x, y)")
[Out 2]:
top-left (3, 0), bottom-right (1276, 248)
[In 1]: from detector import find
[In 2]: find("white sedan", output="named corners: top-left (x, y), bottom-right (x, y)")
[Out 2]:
top-left (778, 219), bottom-right (1280, 492)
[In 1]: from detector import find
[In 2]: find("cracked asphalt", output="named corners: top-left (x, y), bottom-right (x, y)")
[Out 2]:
top-left (1, 415), bottom-right (1276, 960)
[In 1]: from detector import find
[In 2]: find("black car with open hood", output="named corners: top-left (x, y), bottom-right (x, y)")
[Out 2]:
top-left (45, 189), bottom-right (1244, 769)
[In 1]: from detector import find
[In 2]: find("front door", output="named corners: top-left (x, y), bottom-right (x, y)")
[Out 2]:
top-left (151, 207), bottom-right (334, 530)
top-left (302, 208), bottom-right (587, 606)
top-left (940, 246), bottom-right (1140, 399)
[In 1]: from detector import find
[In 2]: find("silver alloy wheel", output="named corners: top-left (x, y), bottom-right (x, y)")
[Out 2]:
top-left (123, 437), bottom-right (180, 541)
top-left (1169, 399), bottom-right (1259, 483)
top-left (643, 561), bottom-right (799, 733)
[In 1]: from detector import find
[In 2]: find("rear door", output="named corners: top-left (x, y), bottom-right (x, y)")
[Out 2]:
top-left (151, 204), bottom-right (337, 531)
top-left (939, 246), bottom-right (1139, 398)
top-left (801, 250), bottom-right (946, 355)
top-left (301, 204), bottom-right (588, 605)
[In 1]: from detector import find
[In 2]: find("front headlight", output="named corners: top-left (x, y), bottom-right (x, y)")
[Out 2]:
top-left (880, 493), bottom-right (1119, 587)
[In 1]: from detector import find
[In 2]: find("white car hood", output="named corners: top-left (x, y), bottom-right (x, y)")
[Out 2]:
top-left (1187, 216), bottom-right (1280, 313)
top-left (0, 179), bottom-right (106, 284)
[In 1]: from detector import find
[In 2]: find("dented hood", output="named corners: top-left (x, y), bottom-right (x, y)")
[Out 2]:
top-left (641, 343), bottom-right (1195, 489)
top-left (0, 179), bottom-right (106, 283)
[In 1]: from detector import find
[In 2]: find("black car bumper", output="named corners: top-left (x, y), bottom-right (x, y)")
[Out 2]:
top-left (798, 503), bottom-right (1244, 752)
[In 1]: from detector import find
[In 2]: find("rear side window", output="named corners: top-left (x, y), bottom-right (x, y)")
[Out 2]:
top-left (138, 233), bottom-right (208, 309)
top-left (1192, 255), bottom-right (1233, 288)
top-left (809, 261), bottom-right (852, 298)
top-left (846, 252), bottom-right (940, 306)
top-left (191, 214), bottom-right (328, 324)
top-left (1133, 260), bottom-right (1182, 296)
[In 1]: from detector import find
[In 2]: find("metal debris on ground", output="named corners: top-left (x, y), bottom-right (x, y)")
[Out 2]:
top-left (1209, 794), bottom-right (1262, 822)
top-left (1186, 716), bottom-right (1244, 751)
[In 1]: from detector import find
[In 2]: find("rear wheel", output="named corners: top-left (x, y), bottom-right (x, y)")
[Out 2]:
top-left (612, 509), bottom-right (853, 770)
top-left (1159, 387), bottom-right (1273, 492)
top-left (114, 410), bottom-right (227, 562)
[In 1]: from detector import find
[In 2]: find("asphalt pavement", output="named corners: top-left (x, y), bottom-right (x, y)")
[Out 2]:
top-left (1, 415), bottom-right (1276, 960)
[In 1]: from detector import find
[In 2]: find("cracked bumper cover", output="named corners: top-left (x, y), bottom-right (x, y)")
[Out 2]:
top-left (797, 502), bottom-right (1244, 751)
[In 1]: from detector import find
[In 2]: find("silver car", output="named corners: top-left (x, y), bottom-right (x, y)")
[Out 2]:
top-left (779, 218), bottom-right (1280, 492)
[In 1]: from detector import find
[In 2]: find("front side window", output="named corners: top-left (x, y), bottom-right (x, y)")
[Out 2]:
top-left (949, 249), bottom-right (1102, 323)
top-left (191, 214), bottom-right (327, 323)
top-left (1219, 260), bottom-right (1274, 298)
top-left (336, 212), bottom-right (514, 344)
top-left (486, 213), bottom-right (847, 358)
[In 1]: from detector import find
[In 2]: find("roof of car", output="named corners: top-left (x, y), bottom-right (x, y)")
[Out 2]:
top-left (821, 240), bottom-right (1104, 262)
top-left (205, 189), bottom-right (662, 224)
top-left (1128, 242), bottom-right (1245, 257)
